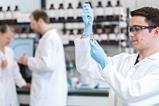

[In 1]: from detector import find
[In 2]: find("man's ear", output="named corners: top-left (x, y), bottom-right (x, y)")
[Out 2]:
top-left (154, 27), bottom-right (159, 38)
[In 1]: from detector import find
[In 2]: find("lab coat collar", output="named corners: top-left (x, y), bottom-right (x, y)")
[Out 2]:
top-left (134, 52), bottom-right (159, 66)
top-left (42, 28), bottom-right (55, 39)
top-left (136, 52), bottom-right (159, 61)
top-left (146, 52), bottom-right (159, 60)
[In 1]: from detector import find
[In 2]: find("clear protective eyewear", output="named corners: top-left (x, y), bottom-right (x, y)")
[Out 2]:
top-left (129, 25), bottom-right (158, 32)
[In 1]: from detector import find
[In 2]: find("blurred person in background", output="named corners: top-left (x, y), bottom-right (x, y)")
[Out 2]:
top-left (0, 24), bottom-right (29, 106)
top-left (75, 3), bottom-right (159, 106)
top-left (19, 10), bottom-right (68, 106)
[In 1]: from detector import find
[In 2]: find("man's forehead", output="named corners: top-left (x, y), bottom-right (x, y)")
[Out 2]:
top-left (130, 16), bottom-right (148, 25)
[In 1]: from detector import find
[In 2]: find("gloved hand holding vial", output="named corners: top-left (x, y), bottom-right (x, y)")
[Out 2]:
top-left (82, 3), bottom-right (108, 69)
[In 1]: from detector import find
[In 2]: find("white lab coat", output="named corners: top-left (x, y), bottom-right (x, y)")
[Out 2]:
top-left (74, 37), bottom-right (159, 106)
top-left (28, 29), bottom-right (68, 106)
top-left (0, 47), bottom-right (26, 106)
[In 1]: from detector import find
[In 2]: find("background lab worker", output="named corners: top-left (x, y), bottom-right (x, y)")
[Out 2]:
top-left (19, 10), bottom-right (68, 106)
top-left (74, 3), bottom-right (159, 106)
top-left (0, 24), bottom-right (29, 106)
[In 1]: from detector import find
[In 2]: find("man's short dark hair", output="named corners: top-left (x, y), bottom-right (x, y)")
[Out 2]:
top-left (31, 10), bottom-right (49, 23)
top-left (131, 7), bottom-right (159, 26)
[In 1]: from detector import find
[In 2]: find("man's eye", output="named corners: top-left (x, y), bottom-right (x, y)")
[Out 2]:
top-left (134, 26), bottom-right (142, 31)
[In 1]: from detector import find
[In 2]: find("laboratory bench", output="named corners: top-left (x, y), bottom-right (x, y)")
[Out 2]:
top-left (17, 87), bottom-right (113, 106)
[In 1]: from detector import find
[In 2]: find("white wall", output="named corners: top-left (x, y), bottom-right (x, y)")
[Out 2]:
top-left (122, 0), bottom-right (159, 10)
top-left (0, 0), bottom-right (41, 12)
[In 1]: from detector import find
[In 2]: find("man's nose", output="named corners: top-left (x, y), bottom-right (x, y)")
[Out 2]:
top-left (129, 32), bottom-right (135, 37)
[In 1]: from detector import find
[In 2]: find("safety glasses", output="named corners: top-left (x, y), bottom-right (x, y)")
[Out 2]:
top-left (129, 25), bottom-right (158, 32)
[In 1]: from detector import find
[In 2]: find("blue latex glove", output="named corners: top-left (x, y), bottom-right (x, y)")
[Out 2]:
top-left (82, 3), bottom-right (93, 36)
top-left (90, 39), bottom-right (108, 69)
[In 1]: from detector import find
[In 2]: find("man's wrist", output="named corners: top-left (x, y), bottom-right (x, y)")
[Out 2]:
top-left (83, 26), bottom-right (93, 35)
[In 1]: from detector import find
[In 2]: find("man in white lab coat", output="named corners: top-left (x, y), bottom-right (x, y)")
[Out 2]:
top-left (0, 25), bottom-right (29, 106)
top-left (19, 10), bottom-right (68, 106)
top-left (74, 3), bottom-right (159, 106)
